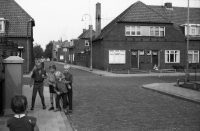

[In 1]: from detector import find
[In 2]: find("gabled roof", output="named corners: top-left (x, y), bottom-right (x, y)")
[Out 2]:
top-left (78, 29), bottom-right (95, 39)
top-left (119, 1), bottom-right (171, 23)
top-left (150, 5), bottom-right (200, 36)
top-left (150, 6), bottom-right (200, 25)
top-left (94, 1), bottom-right (200, 40)
top-left (53, 41), bottom-right (65, 46)
top-left (0, 0), bottom-right (34, 37)
top-left (61, 42), bottom-right (70, 48)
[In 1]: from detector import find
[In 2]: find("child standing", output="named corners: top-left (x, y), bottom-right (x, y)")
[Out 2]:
top-left (7, 95), bottom-right (39, 131)
top-left (54, 71), bottom-right (68, 113)
top-left (63, 65), bottom-right (73, 113)
top-left (47, 65), bottom-right (56, 111)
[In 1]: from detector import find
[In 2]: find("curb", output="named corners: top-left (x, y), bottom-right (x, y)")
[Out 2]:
top-left (142, 85), bottom-right (200, 104)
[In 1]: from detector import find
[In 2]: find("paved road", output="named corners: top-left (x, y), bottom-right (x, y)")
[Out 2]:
top-left (30, 62), bottom-right (200, 131)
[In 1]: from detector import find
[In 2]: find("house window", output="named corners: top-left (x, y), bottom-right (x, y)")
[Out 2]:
top-left (188, 50), bottom-right (199, 63)
top-left (150, 26), bottom-right (165, 36)
top-left (185, 24), bottom-right (200, 36)
top-left (139, 50), bottom-right (144, 55)
top-left (0, 18), bottom-right (5, 33)
top-left (125, 26), bottom-right (141, 36)
top-left (85, 40), bottom-right (90, 46)
top-left (147, 50), bottom-right (152, 55)
top-left (60, 55), bottom-right (64, 60)
top-left (165, 50), bottom-right (180, 63)
top-left (109, 50), bottom-right (126, 64)
top-left (190, 25), bottom-right (200, 35)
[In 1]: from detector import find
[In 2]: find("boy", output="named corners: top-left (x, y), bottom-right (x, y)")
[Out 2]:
top-left (30, 61), bottom-right (47, 110)
top-left (54, 71), bottom-right (68, 113)
top-left (47, 65), bottom-right (56, 111)
top-left (7, 95), bottom-right (39, 131)
top-left (63, 64), bottom-right (73, 113)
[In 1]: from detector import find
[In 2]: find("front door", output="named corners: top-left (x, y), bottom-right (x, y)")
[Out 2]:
top-left (131, 50), bottom-right (138, 68)
top-left (152, 50), bottom-right (158, 67)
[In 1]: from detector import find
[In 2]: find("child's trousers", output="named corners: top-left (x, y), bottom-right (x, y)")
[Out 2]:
top-left (56, 93), bottom-right (68, 110)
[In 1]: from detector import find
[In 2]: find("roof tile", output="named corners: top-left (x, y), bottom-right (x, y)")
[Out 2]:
top-left (0, 0), bottom-right (34, 37)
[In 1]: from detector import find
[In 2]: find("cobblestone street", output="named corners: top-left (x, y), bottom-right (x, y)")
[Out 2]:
top-left (23, 62), bottom-right (200, 131)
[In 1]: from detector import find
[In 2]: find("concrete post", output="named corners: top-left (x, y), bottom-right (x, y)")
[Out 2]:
top-left (3, 56), bottom-right (24, 116)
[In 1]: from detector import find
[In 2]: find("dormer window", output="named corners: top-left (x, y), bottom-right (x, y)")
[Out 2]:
top-left (182, 24), bottom-right (200, 36)
top-left (85, 40), bottom-right (90, 46)
top-left (0, 18), bottom-right (5, 33)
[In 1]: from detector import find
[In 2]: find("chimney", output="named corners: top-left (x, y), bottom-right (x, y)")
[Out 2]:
top-left (95, 2), bottom-right (101, 38)
top-left (89, 25), bottom-right (93, 30)
top-left (83, 29), bottom-right (86, 33)
top-left (164, 2), bottom-right (173, 10)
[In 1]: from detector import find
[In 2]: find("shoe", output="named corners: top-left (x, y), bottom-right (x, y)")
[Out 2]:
top-left (68, 110), bottom-right (72, 113)
top-left (54, 108), bottom-right (61, 112)
top-left (43, 106), bottom-right (46, 110)
top-left (64, 109), bottom-right (68, 114)
top-left (30, 107), bottom-right (34, 110)
top-left (48, 107), bottom-right (54, 111)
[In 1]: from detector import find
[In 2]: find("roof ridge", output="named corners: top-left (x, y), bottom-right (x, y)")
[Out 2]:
top-left (118, 1), bottom-right (141, 22)
top-left (119, 1), bottom-right (171, 23)
top-left (13, 0), bottom-right (33, 19)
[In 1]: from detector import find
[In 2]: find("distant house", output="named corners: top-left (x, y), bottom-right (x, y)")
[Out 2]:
top-left (52, 41), bottom-right (70, 63)
top-left (0, 0), bottom-right (35, 73)
top-left (68, 39), bottom-right (78, 64)
top-left (52, 41), bottom-right (64, 61)
top-left (92, 1), bottom-right (200, 70)
top-left (71, 26), bottom-right (95, 67)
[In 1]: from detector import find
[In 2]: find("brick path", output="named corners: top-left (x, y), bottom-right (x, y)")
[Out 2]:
top-left (0, 84), bottom-right (73, 131)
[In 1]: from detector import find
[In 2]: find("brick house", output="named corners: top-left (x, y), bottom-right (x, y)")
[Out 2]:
top-left (92, 1), bottom-right (200, 70)
top-left (52, 41), bottom-right (70, 63)
top-left (52, 41), bottom-right (64, 61)
top-left (0, 0), bottom-right (35, 73)
top-left (71, 27), bottom-right (95, 67)
top-left (68, 39), bottom-right (78, 64)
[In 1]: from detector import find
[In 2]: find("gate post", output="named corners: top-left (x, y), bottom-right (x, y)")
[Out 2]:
top-left (3, 56), bottom-right (24, 116)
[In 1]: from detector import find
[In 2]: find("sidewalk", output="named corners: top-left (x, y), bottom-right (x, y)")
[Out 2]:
top-left (0, 85), bottom-right (73, 131)
top-left (142, 83), bottom-right (200, 104)
top-left (56, 62), bottom-right (200, 77)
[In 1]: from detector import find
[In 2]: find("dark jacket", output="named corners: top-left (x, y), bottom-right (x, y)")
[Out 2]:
top-left (31, 68), bottom-right (47, 83)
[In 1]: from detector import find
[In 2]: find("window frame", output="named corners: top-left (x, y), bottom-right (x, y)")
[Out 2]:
top-left (0, 18), bottom-right (5, 33)
top-left (125, 26), bottom-right (141, 36)
top-left (109, 50), bottom-right (126, 64)
top-left (188, 50), bottom-right (199, 63)
top-left (149, 26), bottom-right (165, 37)
top-left (85, 40), bottom-right (90, 46)
top-left (165, 50), bottom-right (180, 63)
top-left (185, 24), bottom-right (200, 36)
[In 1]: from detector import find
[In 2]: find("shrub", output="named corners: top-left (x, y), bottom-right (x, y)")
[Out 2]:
top-left (172, 65), bottom-right (185, 70)
top-left (189, 63), bottom-right (200, 69)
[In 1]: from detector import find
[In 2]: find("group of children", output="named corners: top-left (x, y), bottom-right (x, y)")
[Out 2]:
top-left (48, 64), bottom-right (73, 113)
top-left (6, 64), bottom-right (73, 131)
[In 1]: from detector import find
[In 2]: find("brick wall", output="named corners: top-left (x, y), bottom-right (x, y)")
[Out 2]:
top-left (92, 23), bottom-right (200, 70)
top-left (7, 38), bottom-right (34, 72)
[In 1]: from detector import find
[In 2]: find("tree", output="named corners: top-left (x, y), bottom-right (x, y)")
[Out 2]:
top-left (33, 44), bottom-right (44, 59)
top-left (44, 41), bottom-right (53, 59)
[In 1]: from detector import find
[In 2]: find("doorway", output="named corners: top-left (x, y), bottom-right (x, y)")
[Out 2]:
top-left (131, 50), bottom-right (138, 68)
top-left (152, 50), bottom-right (158, 67)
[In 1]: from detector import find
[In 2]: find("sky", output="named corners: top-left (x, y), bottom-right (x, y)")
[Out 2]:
top-left (15, 0), bottom-right (200, 49)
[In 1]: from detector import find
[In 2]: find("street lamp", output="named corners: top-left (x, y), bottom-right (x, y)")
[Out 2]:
top-left (186, 0), bottom-right (190, 81)
top-left (82, 14), bottom-right (93, 71)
